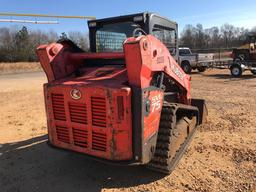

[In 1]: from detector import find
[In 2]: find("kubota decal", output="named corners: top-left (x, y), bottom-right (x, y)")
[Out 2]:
top-left (70, 89), bottom-right (82, 100)
top-left (170, 62), bottom-right (185, 81)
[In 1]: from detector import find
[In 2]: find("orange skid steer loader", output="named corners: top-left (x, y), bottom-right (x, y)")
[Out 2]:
top-left (37, 12), bottom-right (207, 174)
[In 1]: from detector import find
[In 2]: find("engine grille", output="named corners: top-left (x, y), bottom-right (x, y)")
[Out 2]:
top-left (91, 97), bottom-right (106, 128)
top-left (56, 125), bottom-right (70, 143)
top-left (72, 128), bottom-right (88, 148)
top-left (92, 132), bottom-right (107, 152)
top-left (52, 94), bottom-right (66, 121)
top-left (69, 103), bottom-right (87, 124)
top-left (51, 93), bottom-right (108, 153)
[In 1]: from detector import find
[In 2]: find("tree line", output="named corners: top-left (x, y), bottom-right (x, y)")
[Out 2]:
top-left (0, 26), bottom-right (89, 62)
top-left (180, 23), bottom-right (256, 50)
top-left (0, 23), bottom-right (255, 62)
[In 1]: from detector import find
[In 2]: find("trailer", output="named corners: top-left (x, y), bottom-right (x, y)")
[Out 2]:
top-left (207, 59), bottom-right (256, 77)
top-left (187, 46), bottom-right (256, 77)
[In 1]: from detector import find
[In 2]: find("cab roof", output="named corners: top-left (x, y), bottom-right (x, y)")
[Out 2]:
top-left (88, 12), bottom-right (177, 25)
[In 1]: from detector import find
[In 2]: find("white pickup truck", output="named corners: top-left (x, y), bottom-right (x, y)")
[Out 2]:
top-left (178, 47), bottom-right (214, 74)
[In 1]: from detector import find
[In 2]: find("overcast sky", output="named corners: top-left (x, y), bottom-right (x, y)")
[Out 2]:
top-left (0, 0), bottom-right (255, 34)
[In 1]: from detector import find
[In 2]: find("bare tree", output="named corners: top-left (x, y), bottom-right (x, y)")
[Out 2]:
top-left (180, 25), bottom-right (196, 48)
top-left (220, 23), bottom-right (235, 48)
top-left (206, 27), bottom-right (220, 48)
top-left (180, 23), bottom-right (252, 50)
top-left (68, 31), bottom-right (89, 51)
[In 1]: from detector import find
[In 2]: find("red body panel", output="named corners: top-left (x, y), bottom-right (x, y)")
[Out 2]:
top-left (143, 90), bottom-right (164, 139)
top-left (37, 35), bottom-right (191, 162)
top-left (44, 68), bottom-right (132, 160)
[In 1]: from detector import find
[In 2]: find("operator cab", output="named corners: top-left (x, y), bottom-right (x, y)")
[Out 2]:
top-left (88, 12), bottom-right (178, 60)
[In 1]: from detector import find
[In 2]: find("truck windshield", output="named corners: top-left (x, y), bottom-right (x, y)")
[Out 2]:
top-left (179, 49), bottom-right (191, 55)
top-left (96, 22), bottom-right (140, 52)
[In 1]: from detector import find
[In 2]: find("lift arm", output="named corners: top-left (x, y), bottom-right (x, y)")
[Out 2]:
top-left (123, 35), bottom-right (191, 104)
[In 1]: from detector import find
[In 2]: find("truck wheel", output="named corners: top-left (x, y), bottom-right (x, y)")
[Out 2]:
top-left (181, 61), bottom-right (192, 74)
top-left (197, 67), bottom-right (207, 73)
top-left (230, 64), bottom-right (242, 77)
top-left (251, 70), bottom-right (256, 75)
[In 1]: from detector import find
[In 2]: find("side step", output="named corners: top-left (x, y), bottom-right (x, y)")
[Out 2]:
top-left (147, 103), bottom-right (198, 174)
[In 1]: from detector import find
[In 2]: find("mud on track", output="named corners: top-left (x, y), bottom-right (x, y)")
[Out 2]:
top-left (0, 69), bottom-right (255, 192)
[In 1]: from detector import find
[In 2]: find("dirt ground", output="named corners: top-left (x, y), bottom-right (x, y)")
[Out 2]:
top-left (0, 69), bottom-right (255, 192)
top-left (0, 62), bottom-right (41, 74)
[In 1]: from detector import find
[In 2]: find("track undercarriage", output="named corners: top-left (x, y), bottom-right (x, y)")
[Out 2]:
top-left (148, 103), bottom-right (198, 174)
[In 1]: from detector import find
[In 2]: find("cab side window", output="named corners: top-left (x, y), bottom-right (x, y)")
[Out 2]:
top-left (152, 25), bottom-right (177, 56)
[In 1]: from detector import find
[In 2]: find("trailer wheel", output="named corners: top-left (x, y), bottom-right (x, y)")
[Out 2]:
top-left (230, 64), bottom-right (242, 77)
top-left (251, 70), bottom-right (256, 75)
top-left (197, 67), bottom-right (207, 73)
top-left (181, 61), bottom-right (192, 74)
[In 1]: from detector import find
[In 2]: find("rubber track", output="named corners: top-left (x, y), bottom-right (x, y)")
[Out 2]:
top-left (147, 102), bottom-right (197, 174)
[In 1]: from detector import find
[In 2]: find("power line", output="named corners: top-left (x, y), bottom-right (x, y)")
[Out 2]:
top-left (0, 19), bottom-right (59, 24)
top-left (0, 13), bottom-right (96, 20)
